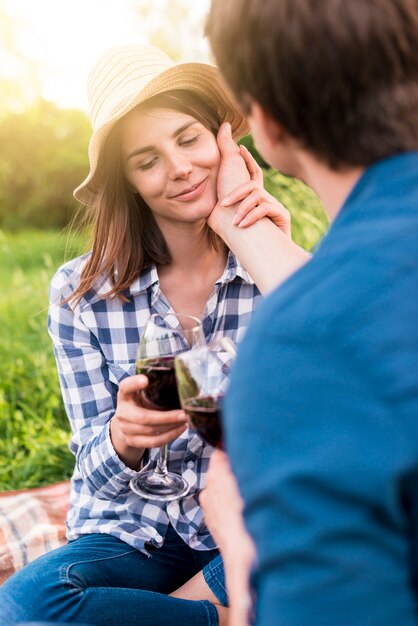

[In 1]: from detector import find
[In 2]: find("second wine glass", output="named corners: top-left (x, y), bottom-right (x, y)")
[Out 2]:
top-left (130, 313), bottom-right (205, 501)
top-left (175, 337), bottom-right (236, 449)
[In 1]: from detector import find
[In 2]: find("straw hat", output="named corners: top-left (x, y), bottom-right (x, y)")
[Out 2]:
top-left (74, 44), bottom-right (249, 206)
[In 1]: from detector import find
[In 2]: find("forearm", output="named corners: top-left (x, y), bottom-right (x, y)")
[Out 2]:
top-left (221, 525), bottom-right (255, 626)
top-left (72, 423), bottom-right (139, 497)
top-left (211, 206), bottom-right (310, 294)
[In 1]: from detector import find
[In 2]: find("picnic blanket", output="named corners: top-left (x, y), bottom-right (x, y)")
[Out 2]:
top-left (0, 480), bottom-right (70, 585)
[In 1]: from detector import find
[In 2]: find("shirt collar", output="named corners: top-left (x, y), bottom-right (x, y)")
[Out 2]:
top-left (128, 264), bottom-right (159, 296)
top-left (217, 250), bottom-right (255, 286)
top-left (128, 251), bottom-right (254, 297)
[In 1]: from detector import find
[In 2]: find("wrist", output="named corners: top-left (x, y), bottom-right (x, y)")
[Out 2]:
top-left (208, 203), bottom-right (235, 240)
top-left (110, 418), bottom-right (145, 470)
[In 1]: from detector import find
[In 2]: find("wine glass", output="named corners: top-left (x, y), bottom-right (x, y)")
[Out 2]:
top-left (175, 337), bottom-right (236, 449)
top-left (130, 313), bottom-right (205, 500)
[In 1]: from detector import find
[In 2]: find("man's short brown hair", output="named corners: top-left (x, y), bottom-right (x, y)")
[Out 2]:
top-left (206, 0), bottom-right (418, 169)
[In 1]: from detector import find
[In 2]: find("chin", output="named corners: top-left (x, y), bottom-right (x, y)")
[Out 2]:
top-left (196, 196), bottom-right (217, 220)
top-left (191, 207), bottom-right (214, 222)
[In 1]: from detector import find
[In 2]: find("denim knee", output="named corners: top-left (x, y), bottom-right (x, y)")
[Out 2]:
top-left (202, 554), bottom-right (228, 606)
top-left (0, 552), bottom-right (69, 626)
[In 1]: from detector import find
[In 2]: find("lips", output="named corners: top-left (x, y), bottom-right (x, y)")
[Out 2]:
top-left (169, 178), bottom-right (208, 201)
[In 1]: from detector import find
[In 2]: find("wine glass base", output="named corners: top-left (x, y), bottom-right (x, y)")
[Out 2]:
top-left (130, 470), bottom-right (190, 501)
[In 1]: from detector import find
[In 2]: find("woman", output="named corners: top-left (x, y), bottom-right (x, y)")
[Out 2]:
top-left (0, 45), bottom-right (308, 626)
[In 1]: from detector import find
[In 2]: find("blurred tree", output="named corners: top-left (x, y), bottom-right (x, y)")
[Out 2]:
top-left (0, 100), bottom-right (90, 230)
top-left (136, 0), bottom-right (211, 61)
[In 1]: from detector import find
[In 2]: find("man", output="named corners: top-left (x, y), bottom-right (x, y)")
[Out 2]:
top-left (201, 1), bottom-right (418, 624)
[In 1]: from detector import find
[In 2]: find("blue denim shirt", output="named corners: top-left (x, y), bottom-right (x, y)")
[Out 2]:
top-left (226, 152), bottom-right (418, 625)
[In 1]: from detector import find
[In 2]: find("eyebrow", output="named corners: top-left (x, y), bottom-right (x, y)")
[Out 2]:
top-left (126, 121), bottom-right (199, 161)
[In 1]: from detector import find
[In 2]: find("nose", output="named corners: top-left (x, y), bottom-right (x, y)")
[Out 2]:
top-left (166, 150), bottom-right (192, 180)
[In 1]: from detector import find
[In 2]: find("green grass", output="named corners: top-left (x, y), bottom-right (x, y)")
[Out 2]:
top-left (0, 229), bottom-right (85, 490)
top-left (264, 169), bottom-right (329, 251)
top-left (0, 181), bottom-right (328, 491)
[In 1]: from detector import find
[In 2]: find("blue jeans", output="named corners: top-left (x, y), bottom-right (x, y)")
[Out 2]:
top-left (0, 526), bottom-right (221, 626)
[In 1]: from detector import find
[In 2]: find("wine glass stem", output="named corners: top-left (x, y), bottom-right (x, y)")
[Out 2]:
top-left (155, 444), bottom-right (169, 476)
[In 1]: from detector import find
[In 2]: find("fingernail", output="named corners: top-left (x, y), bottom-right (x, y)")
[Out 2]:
top-left (178, 411), bottom-right (186, 420)
top-left (221, 197), bottom-right (231, 207)
top-left (225, 122), bottom-right (232, 134)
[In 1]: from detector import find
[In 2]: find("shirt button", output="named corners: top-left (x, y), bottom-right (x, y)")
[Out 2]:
top-left (187, 461), bottom-right (194, 469)
top-left (155, 534), bottom-right (163, 543)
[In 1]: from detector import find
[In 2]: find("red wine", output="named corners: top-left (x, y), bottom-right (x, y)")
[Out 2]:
top-left (137, 356), bottom-right (181, 410)
top-left (184, 395), bottom-right (223, 449)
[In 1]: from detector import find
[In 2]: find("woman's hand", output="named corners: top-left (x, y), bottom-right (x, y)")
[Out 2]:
top-left (110, 374), bottom-right (187, 469)
top-left (200, 450), bottom-right (255, 626)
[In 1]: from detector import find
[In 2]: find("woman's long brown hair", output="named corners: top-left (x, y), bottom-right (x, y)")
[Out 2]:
top-left (68, 90), bottom-right (224, 305)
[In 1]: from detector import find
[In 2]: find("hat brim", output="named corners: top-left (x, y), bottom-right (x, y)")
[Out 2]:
top-left (74, 62), bottom-right (249, 206)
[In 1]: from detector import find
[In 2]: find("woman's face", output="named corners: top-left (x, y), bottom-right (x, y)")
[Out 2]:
top-left (120, 108), bottom-right (220, 226)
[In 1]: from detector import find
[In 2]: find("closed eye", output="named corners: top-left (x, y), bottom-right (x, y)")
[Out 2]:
top-left (138, 157), bottom-right (158, 171)
top-left (179, 135), bottom-right (199, 147)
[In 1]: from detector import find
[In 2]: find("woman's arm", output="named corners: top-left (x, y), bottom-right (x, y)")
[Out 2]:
top-left (48, 265), bottom-right (187, 496)
top-left (209, 123), bottom-right (310, 295)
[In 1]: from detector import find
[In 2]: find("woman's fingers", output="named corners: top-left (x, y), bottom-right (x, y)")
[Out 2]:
top-left (124, 424), bottom-right (188, 450)
top-left (117, 405), bottom-right (187, 428)
top-left (113, 374), bottom-right (188, 448)
top-left (114, 405), bottom-right (188, 449)
top-left (118, 410), bottom-right (187, 432)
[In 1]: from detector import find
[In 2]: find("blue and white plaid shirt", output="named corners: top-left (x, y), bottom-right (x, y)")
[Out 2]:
top-left (48, 251), bottom-right (262, 554)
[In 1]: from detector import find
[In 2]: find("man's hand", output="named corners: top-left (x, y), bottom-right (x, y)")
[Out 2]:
top-left (200, 450), bottom-right (256, 626)
top-left (216, 122), bottom-right (251, 200)
top-left (222, 144), bottom-right (291, 236)
top-left (209, 123), bottom-right (291, 237)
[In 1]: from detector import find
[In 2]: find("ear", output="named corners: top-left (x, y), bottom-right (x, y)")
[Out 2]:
top-left (249, 101), bottom-right (286, 146)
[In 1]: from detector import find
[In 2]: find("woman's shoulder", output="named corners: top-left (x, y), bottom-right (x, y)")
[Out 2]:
top-left (49, 252), bottom-right (91, 304)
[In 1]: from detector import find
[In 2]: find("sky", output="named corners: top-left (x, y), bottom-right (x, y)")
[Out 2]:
top-left (0, 0), bottom-right (211, 111)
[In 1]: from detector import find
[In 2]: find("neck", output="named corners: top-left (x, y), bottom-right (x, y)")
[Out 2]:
top-left (295, 152), bottom-right (364, 220)
top-left (156, 218), bottom-right (226, 271)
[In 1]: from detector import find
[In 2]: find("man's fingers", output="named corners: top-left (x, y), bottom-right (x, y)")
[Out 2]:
top-left (217, 122), bottom-right (240, 156)
top-left (236, 205), bottom-right (271, 227)
top-left (231, 190), bottom-right (263, 224)
top-left (239, 144), bottom-right (263, 184)
top-left (221, 180), bottom-right (259, 206)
